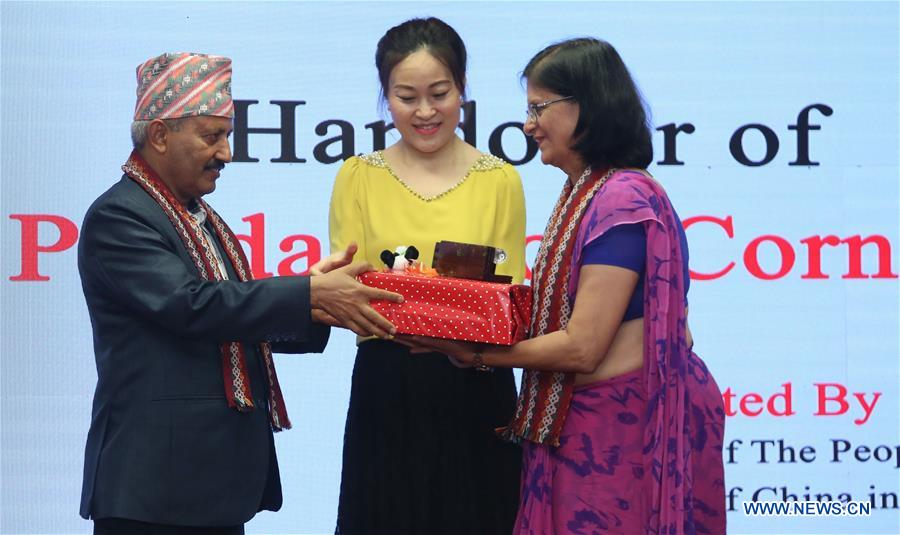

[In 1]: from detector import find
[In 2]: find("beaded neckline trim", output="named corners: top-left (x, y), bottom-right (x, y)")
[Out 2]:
top-left (359, 150), bottom-right (506, 202)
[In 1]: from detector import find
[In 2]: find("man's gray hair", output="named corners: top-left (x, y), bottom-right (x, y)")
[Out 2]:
top-left (131, 118), bottom-right (188, 149)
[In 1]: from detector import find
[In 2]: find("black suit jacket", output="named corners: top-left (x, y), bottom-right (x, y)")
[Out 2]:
top-left (78, 176), bottom-right (329, 526)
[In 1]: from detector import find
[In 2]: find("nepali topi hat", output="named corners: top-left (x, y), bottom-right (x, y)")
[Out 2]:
top-left (134, 52), bottom-right (233, 121)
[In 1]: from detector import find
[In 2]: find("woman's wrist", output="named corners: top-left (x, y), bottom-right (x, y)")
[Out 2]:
top-left (471, 346), bottom-right (493, 372)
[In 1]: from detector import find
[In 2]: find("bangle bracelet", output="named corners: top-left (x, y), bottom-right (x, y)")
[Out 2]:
top-left (472, 350), bottom-right (493, 372)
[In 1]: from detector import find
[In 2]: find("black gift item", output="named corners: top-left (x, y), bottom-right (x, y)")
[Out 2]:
top-left (432, 241), bottom-right (513, 284)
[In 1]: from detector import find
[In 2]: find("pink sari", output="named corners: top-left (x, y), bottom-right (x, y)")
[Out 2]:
top-left (514, 170), bottom-right (726, 534)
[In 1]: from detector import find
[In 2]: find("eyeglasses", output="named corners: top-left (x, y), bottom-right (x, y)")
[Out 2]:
top-left (526, 96), bottom-right (574, 123)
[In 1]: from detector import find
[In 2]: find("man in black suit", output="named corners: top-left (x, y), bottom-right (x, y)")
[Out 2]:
top-left (78, 52), bottom-right (400, 534)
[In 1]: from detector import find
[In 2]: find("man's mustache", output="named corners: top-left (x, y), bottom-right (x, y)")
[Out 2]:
top-left (204, 159), bottom-right (226, 172)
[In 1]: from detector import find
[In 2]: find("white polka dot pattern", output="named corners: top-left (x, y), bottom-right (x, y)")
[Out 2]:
top-left (359, 272), bottom-right (532, 345)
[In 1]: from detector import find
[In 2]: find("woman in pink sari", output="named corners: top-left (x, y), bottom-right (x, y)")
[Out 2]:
top-left (405, 38), bottom-right (726, 534)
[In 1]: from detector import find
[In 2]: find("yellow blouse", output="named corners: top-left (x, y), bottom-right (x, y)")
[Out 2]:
top-left (329, 150), bottom-right (526, 283)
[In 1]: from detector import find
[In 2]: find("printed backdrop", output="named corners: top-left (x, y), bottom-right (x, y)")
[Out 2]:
top-left (1, 2), bottom-right (897, 534)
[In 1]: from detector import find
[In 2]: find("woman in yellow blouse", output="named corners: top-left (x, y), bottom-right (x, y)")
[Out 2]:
top-left (329, 17), bottom-right (526, 535)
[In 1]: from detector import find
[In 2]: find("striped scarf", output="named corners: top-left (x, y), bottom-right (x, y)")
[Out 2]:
top-left (122, 150), bottom-right (291, 431)
top-left (501, 166), bottom-right (613, 446)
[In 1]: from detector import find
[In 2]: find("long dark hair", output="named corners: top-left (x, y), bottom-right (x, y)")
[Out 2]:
top-left (375, 17), bottom-right (467, 102)
top-left (523, 38), bottom-right (653, 169)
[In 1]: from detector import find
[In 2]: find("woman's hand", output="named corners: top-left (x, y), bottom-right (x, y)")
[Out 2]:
top-left (394, 335), bottom-right (477, 368)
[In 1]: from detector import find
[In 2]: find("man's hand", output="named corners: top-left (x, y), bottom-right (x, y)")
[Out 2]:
top-left (311, 309), bottom-right (339, 326)
top-left (310, 261), bottom-right (402, 338)
top-left (310, 242), bottom-right (359, 276)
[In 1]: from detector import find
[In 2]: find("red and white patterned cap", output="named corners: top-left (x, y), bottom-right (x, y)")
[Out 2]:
top-left (133, 52), bottom-right (233, 121)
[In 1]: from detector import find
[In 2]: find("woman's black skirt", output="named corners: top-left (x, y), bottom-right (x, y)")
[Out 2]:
top-left (335, 339), bottom-right (521, 535)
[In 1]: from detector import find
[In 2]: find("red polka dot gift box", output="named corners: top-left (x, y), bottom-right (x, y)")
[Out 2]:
top-left (358, 271), bottom-right (532, 345)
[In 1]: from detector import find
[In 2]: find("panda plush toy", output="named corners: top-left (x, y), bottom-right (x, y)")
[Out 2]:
top-left (380, 245), bottom-right (419, 272)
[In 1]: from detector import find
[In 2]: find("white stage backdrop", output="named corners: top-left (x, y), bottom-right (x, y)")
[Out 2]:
top-left (2, 2), bottom-right (898, 534)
